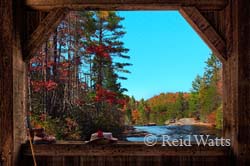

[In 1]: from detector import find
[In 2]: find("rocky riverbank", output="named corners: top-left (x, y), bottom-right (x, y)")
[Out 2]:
top-left (122, 126), bottom-right (149, 138)
top-left (165, 118), bottom-right (215, 127)
top-left (123, 118), bottom-right (216, 139)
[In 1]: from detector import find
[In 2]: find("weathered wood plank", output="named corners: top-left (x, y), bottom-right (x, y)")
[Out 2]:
top-left (235, 0), bottom-right (250, 164)
top-left (179, 7), bottom-right (227, 63)
top-left (219, 1), bottom-right (233, 144)
top-left (21, 143), bottom-right (233, 166)
top-left (200, 11), bottom-right (226, 42)
top-left (25, 0), bottom-right (228, 11)
top-left (23, 8), bottom-right (68, 61)
top-left (22, 142), bottom-right (231, 157)
top-left (0, 0), bottom-right (14, 165)
top-left (23, 155), bottom-right (233, 166)
top-left (24, 11), bottom-right (48, 42)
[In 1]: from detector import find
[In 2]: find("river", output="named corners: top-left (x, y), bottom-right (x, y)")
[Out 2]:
top-left (126, 125), bottom-right (221, 142)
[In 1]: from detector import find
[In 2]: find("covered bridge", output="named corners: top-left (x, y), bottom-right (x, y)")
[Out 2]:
top-left (0, 0), bottom-right (250, 165)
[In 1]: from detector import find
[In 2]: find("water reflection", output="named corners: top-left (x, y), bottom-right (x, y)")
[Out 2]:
top-left (126, 125), bottom-right (221, 142)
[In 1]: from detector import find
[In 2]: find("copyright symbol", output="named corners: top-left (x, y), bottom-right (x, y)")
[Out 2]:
top-left (144, 134), bottom-right (157, 146)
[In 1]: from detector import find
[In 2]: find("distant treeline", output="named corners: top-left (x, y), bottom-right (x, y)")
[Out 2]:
top-left (124, 54), bottom-right (223, 129)
top-left (29, 10), bottom-right (222, 142)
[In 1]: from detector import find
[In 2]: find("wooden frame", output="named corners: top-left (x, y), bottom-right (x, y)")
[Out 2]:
top-left (23, 8), bottom-right (69, 61)
top-left (24, 0), bottom-right (227, 63)
top-left (179, 7), bottom-right (226, 63)
top-left (21, 143), bottom-right (232, 165)
top-left (26, 0), bottom-right (228, 11)
top-left (1, 0), bottom-right (250, 165)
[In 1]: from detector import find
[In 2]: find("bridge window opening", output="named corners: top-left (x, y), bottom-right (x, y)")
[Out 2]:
top-left (28, 11), bottom-right (223, 144)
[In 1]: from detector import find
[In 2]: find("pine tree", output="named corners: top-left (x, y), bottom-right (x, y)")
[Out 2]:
top-left (82, 11), bottom-right (131, 94)
top-left (28, 11), bottom-right (131, 140)
top-left (188, 75), bottom-right (202, 119)
top-left (174, 92), bottom-right (188, 119)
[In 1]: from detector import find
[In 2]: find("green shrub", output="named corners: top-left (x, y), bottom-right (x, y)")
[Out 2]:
top-left (216, 105), bottom-right (223, 129)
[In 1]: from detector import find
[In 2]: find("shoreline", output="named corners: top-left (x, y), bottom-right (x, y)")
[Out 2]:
top-left (166, 118), bottom-right (215, 127)
top-left (123, 118), bottom-right (217, 139)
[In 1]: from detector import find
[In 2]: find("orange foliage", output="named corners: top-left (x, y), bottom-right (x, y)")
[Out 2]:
top-left (206, 111), bottom-right (216, 125)
top-left (217, 69), bottom-right (223, 96)
top-left (98, 11), bottom-right (109, 19)
top-left (65, 117), bottom-right (78, 131)
top-left (132, 109), bottom-right (140, 123)
top-left (147, 92), bottom-right (190, 108)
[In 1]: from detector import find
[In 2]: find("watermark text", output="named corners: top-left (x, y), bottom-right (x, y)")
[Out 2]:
top-left (144, 134), bottom-right (231, 147)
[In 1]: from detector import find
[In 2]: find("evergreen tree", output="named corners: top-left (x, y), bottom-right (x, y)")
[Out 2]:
top-left (124, 96), bottom-right (136, 124)
top-left (174, 92), bottom-right (188, 119)
top-left (83, 11), bottom-right (131, 94)
top-left (188, 75), bottom-right (202, 119)
top-left (198, 54), bottom-right (222, 122)
top-left (191, 75), bottom-right (202, 93)
top-left (137, 99), bottom-right (148, 124)
top-left (29, 11), bottom-right (131, 140)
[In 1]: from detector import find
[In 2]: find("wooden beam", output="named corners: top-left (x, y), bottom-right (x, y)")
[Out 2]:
top-left (180, 7), bottom-right (227, 62)
top-left (22, 143), bottom-right (231, 157)
top-left (23, 8), bottom-right (68, 61)
top-left (0, 0), bottom-right (14, 165)
top-left (235, 0), bottom-right (250, 163)
top-left (25, 0), bottom-right (228, 11)
top-left (21, 143), bottom-right (232, 165)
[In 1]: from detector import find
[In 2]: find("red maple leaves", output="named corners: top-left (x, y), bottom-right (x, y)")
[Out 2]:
top-left (86, 44), bottom-right (112, 60)
top-left (95, 84), bottom-right (116, 104)
top-left (29, 54), bottom-right (73, 92)
top-left (94, 84), bottom-right (125, 106)
top-left (31, 80), bottom-right (58, 92)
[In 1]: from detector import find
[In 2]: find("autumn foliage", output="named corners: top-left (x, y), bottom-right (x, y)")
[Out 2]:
top-left (28, 11), bottom-right (130, 140)
top-left (86, 44), bottom-right (112, 60)
top-left (124, 54), bottom-right (223, 128)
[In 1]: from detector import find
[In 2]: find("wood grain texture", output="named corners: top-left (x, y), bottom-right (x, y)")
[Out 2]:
top-left (24, 11), bottom-right (48, 43)
top-left (235, 0), bottom-right (250, 164)
top-left (21, 143), bottom-right (234, 166)
top-left (25, 0), bottom-right (228, 11)
top-left (23, 8), bottom-right (68, 61)
top-left (21, 142), bottom-right (231, 156)
top-left (179, 7), bottom-right (227, 63)
top-left (220, 0), bottom-right (234, 151)
top-left (2, 0), bottom-right (250, 165)
top-left (0, 0), bottom-right (14, 165)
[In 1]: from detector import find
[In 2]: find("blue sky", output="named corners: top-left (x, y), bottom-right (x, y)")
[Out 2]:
top-left (117, 11), bottom-right (212, 100)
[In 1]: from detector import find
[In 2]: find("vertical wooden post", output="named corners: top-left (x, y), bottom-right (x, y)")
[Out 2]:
top-left (0, 0), bottom-right (27, 165)
top-left (0, 0), bottom-right (14, 165)
top-left (233, 0), bottom-right (250, 164)
top-left (224, 0), bottom-right (250, 164)
top-left (13, 1), bottom-right (28, 165)
top-left (222, 0), bottom-right (235, 147)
